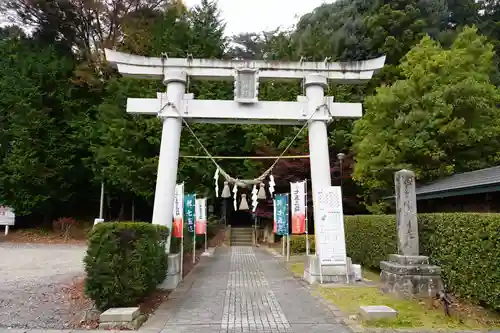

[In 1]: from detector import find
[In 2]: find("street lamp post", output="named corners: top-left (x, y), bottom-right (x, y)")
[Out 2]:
top-left (337, 153), bottom-right (345, 188)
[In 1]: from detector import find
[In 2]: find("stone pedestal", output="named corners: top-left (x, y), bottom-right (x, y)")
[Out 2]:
top-left (380, 254), bottom-right (442, 298)
top-left (158, 253), bottom-right (181, 290)
top-left (303, 255), bottom-right (355, 284)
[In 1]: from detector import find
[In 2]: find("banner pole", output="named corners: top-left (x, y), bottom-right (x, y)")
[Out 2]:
top-left (287, 234), bottom-right (290, 262)
top-left (286, 193), bottom-right (290, 262)
top-left (205, 227), bottom-right (208, 253)
top-left (180, 183), bottom-right (185, 280)
top-left (193, 195), bottom-right (196, 265)
top-left (305, 180), bottom-right (310, 256)
top-left (180, 235), bottom-right (184, 280)
top-left (282, 236), bottom-right (285, 256)
top-left (193, 230), bottom-right (196, 264)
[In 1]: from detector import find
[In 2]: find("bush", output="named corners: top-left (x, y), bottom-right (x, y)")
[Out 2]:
top-left (52, 217), bottom-right (79, 239)
top-left (344, 215), bottom-right (397, 269)
top-left (84, 222), bottom-right (169, 310)
top-left (342, 213), bottom-right (500, 311)
top-left (289, 235), bottom-right (315, 254)
top-left (419, 213), bottom-right (500, 311)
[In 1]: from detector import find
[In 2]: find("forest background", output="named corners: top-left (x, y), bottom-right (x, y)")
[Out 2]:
top-left (1, 0), bottom-right (499, 225)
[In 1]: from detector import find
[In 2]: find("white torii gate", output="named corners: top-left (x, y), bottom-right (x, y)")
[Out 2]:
top-left (104, 49), bottom-right (385, 254)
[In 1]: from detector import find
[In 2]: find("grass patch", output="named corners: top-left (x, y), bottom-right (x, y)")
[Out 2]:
top-left (289, 262), bottom-right (499, 329)
top-left (362, 268), bottom-right (380, 283)
top-left (290, 262), bottom-right (304, 276)
top-left (318, 286), bottom-right (499, 329)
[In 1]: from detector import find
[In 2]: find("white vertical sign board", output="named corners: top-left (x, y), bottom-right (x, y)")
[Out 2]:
top-left (195, 198), bottom-right (202, 222)
top-left (315, 186), bottom-right (347, 266)
top-left (200, 198), bottom-right (207, 222)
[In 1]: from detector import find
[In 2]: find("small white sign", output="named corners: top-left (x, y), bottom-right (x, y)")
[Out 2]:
top-left (0, 206), bottom-right (15, 226)
top-left (93, 218), bottom-right (104, 225)
top-left (315, 187), bottom-right (347, 266)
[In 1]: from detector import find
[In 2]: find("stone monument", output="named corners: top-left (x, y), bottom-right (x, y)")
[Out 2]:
top-left (380, 169), bottom-right (442, 298)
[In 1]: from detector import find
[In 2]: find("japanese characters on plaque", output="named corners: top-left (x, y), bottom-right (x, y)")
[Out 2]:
top-left (290, 181), bottom-right (306, 234)
top-left (315, 187), bottom-right (347, 266)
top-left (184, 193), bottom-right (196, 233)
top-left (234, 69), bottom-right (259, 103)
top-left (275, 194), bottom-right (289, 236)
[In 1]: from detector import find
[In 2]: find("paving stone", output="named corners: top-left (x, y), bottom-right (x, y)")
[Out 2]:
top-left (359, 305), bottom-right (397, 320)
top-left (155, 246), bottom-right (354, 333)
top-left (99, 307), bottom-right (139, 322)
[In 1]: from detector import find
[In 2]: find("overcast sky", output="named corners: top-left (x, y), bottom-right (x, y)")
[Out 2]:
top-left (183, 0), bottom-right (333, 36)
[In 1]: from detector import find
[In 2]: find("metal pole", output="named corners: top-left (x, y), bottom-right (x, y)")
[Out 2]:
top-left (287, 235), bottom-right (290, 262)
top-left (193, 195), bottom-right (196, 264)
top-left (340, 159), bottom-right (344, 188)
top-left (305, 180), bottom-right (309, 256)
top-left (131, 199), bottom-right (135, 221)
top-left (99, 182), bottom-right (104, 220)
top-left (180, 236), bottom-right (184, 280)
top-left (286, 194), bottom-right (290, 261)
top-left (282, 236), bottom-right (285, 256)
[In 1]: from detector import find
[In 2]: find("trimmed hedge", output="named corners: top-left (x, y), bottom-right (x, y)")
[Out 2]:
top-left (344, 215), bottom-right (397, 269)
top-left (344, 214), bottom-right (500, 311)
top-left (84, 222), bottom-right (169, 310)
top-left (290, 213), bottom-right (500, 310)
top-left (289, 235), bottom-right (315, 254)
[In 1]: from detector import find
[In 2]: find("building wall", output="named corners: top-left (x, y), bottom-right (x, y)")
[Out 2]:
top-left (417, 191), bottom-right (500, 213)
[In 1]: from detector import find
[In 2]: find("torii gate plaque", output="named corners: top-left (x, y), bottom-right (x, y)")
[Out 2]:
top-left (105, 49), bottom-right (385, 256)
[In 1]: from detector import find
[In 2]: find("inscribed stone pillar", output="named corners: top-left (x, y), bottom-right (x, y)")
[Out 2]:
top-left (380, 169), bottom-right (442, 298)
top-left (394, 169), bottom-right (419, 256)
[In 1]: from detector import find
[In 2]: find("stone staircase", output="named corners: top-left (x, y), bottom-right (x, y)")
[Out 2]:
top-left (230, 227), bottom-right (254, 246)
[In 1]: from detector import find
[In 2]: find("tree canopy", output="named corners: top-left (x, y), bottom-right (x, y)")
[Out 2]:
top-left (1, 0), bottom-right (499, 222)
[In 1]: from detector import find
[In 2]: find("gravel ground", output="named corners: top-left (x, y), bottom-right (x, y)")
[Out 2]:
top-left (0, 243), bottom-right (87, 329)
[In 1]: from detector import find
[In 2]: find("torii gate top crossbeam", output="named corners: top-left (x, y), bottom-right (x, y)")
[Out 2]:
top-left (104, 49), bottom-right (386, 83)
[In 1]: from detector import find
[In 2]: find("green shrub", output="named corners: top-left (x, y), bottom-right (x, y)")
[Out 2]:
top-left (289, 235), bottom-right (315, 254)
top-left (419, 213), bottom-right (500, 311)
top-left (342, 213), bottom-right (500, 311)
top-left (84, 222), bottom-right (169, 310)
top-left (344, 215), bottom-right (397, 269)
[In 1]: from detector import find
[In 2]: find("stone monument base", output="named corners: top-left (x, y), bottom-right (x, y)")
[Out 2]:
top-left (158, 253), bottom-right (181, 290)
top-left (303, 255), bottom-right (355, 284)
top-left (380, 254), bottom-right (442, 298)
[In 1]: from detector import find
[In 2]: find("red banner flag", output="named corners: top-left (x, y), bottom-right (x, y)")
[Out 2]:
top-left (292, 213), bottom-right (306, 234)
top-left (195, 221), bottom-right (206, 235)
top-left (173, 217), bottom-right (183, 238)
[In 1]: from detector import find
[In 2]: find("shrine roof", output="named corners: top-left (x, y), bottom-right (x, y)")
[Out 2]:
top-left (415, 166), bottom-right (500, 200)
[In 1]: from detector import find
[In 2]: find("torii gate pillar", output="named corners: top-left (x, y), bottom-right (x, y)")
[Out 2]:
top-left (305, 75), bottom-right (332, 198)
top-left (152, 71), bottom-right (186, 251)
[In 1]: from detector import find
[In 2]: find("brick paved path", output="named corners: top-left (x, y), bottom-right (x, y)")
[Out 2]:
top-left (160, 246), bottom-right (351, 333)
